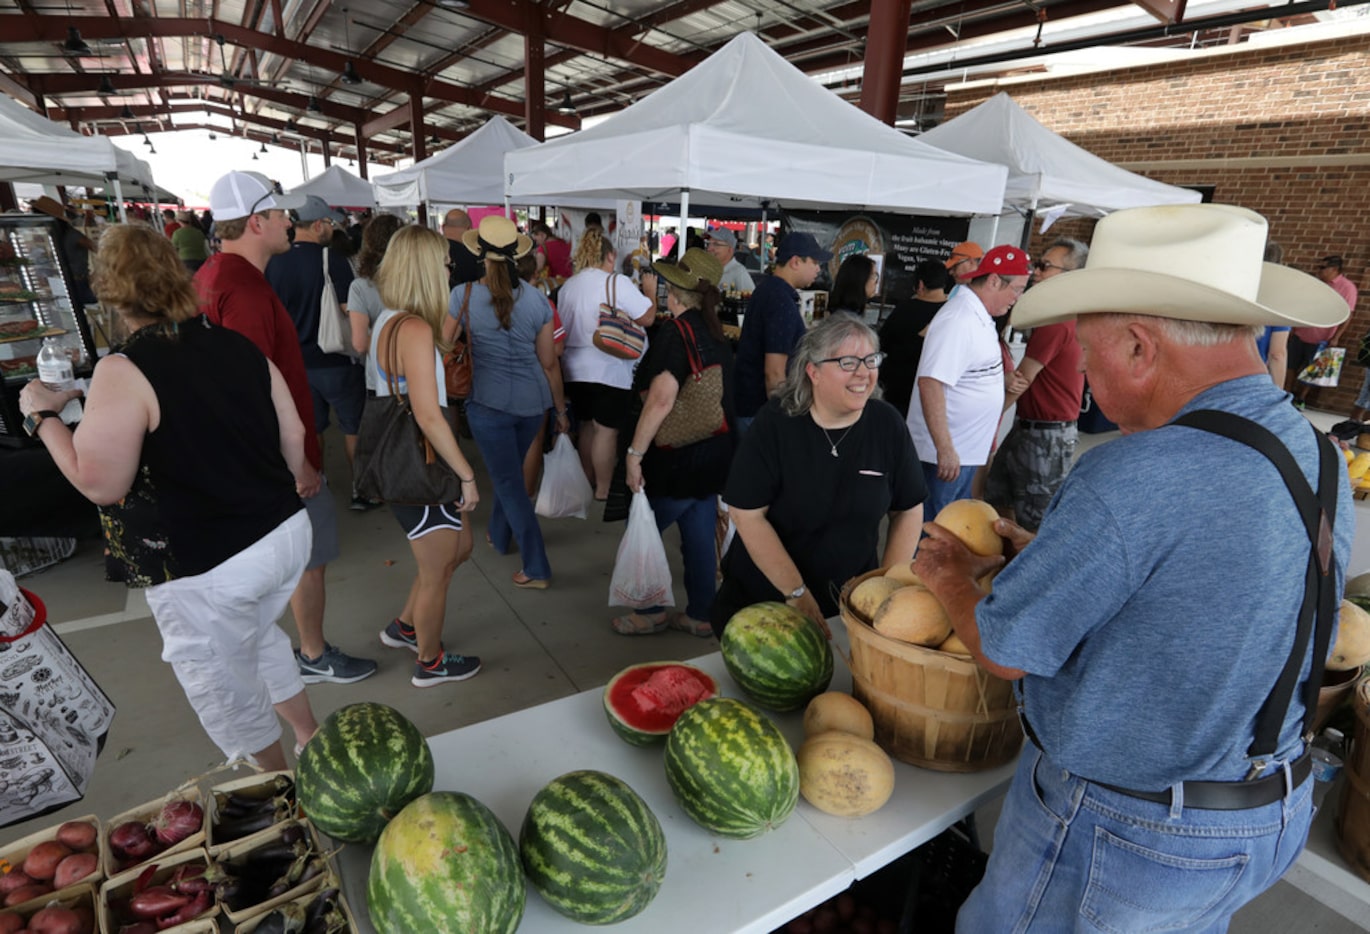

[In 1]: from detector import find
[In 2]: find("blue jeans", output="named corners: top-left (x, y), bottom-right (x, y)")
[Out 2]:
top-left (920, 462), bottom-right (978, 519)
top-left (641, 494), bottom-right (718, 621)
top-left (957, 748), bottom-right (1314, 933)
top-left (464, 402), bottom-right (551, 580)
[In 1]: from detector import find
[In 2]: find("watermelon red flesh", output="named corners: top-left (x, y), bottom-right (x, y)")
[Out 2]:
top-left (604, 662), bottom-right (719, 745)
top-left (368, 791), bottom-right (525, 934)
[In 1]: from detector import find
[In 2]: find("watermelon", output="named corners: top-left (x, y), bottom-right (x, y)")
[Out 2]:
top-left (603, 661), bottom-right (719, 746)
top-left (520, 770), bottom-right (667, 924)
top-left (297, 702), bottom-right (435, 844)
top-left (368, 791), bottom-right (525, 934)
top-left (663, 697), bottom-right (799, 839)
top-left (720, 602), bottom-right (834, 711)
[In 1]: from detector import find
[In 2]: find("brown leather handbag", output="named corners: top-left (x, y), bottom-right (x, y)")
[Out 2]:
top-left (443, 282), bottom-right (474, 400)
top-left (655, 319), bottom-right (727, 449)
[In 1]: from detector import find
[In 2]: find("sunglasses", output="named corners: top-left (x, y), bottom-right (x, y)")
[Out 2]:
top-left (818, 352), bottom-right (886, 372)
top-left (1033, 260), bottom-right (1069, 273)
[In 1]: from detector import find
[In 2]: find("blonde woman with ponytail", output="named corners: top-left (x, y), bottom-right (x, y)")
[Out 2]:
top-left (451, 216), bottom-right (568, 589)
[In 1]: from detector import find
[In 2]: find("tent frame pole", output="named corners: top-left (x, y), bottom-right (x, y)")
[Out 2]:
top-left (677, 190), bottom-right (689, 260)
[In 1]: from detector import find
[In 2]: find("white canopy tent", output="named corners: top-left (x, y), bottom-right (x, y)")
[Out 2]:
top-left (0, 94), bottom-right (128, 220)
top-left (917, 92), bottom-right (1202, 220)
top-left (372, 117), bottom-right (536, 208)
top-left (505, 32), bottom-right (1008, 225)
top-left (291, 165), bottom-right (378, 209)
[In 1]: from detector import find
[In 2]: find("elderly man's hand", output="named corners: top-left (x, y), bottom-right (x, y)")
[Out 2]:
top-left (913, 523), bottom-right (1006, 593)
top-left (993, 517), bottom-right (1035, 560)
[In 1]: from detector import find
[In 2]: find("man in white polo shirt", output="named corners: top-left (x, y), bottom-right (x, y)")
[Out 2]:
top-left (906, 245), bottom-right (1030, 517)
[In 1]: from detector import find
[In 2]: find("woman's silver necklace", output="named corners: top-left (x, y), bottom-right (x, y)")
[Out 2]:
top-left (821, 424), bottom-right (854, 458)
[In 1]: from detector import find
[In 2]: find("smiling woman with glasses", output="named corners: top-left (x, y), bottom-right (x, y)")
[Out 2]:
top-left (711, 314), bottom-right (926, 639)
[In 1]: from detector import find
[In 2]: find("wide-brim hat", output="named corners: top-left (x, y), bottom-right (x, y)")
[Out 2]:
top-left (1012, 204), bottom-right (1351, 329)
top-left (463, 215), bottom-right (533, 261)
top-left (30, 196), bottom-right (68, 221)
top-left (655, 247), bottom-right (723, 291)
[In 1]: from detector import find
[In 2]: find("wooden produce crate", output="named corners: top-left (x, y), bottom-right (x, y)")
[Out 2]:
top-left (102, 787), bottom-right (207, 884)
top-left (0, 813), bottom-right (103, 912)
top-left (97, 847), bottom-right (218, 934)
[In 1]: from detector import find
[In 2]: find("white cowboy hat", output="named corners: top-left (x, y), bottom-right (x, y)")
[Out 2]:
top-left (1011, 204), bottom-right (1350, 330)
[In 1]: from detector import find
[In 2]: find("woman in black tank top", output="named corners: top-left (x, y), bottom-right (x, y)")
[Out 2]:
top-left (19, 224), bottom-right (321, 771)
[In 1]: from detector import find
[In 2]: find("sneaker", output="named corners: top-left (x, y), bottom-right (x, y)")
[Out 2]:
top-left (380, 619), bottom-right (419, 653)
top-left (296, 644), bottom-right (379, 684)
top-left (350, 493), bottom-right (382, 511)
top-left (412, 651), bottom-right (482, 688)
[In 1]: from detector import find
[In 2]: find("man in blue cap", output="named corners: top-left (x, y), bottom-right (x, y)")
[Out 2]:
top-left (733, 231), bottom-right (832, 432)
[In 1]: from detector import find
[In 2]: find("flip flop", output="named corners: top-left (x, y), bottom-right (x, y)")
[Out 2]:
top-left (512, 572), bottom-right (549, 590)
top-left (667, 613), bottom-right (714, 638)
top-left (611, 613), bottom-right (667, 635)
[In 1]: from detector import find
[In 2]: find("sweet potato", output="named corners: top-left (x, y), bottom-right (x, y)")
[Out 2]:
top-left (52, 852), bottom-right (98, 889)
top-left (22, 841), bottom-right (72, 882)
top-left (54, 822), bottom-right (97, 853)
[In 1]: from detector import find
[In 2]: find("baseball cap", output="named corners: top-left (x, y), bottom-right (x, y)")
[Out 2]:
top-left (964, 244), bottom-right (1032, 279)
top-left (776, 232), bottom-right (833, 264)
top-left (294, 195), bottom-right (347, 225)
top-left (209, 171), bottom-right (305, 222)
top-left (705, 227), bottom-right (737, 248)
top-left (945, 241), bottom-right (984, 269)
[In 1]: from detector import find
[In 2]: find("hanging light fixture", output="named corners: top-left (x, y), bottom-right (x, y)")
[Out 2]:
top-left (142, 134), bottom-right (153, 147)
top-left (341, 61), bottom-right (362, 86)
top-left (428, 133), bottom-right (440, 145)
top-left (62, 27), bottom-right (93, 56)
top-left (340, 10), bottom-right (362, 85)
top-left (147, 144), bottom-right (157, 155)
top-left (97, 75), bottom-right (117, 96)
top-left (259, 142), bottom-right (268, 154)
top-left (118, 104), bottom-right (135, 120)
top-left (271, 132), bottom-right (281, 143)
top-left (307, 97), bottom-right (322, 113)
top-left (555, 90), bottom-right (577, 115)
top-left (208, 131), bottom-right (217, 141)
top-left (252, 150), bottom-right (259, 161)
top-left (285, 119), bottom-right (298, 132)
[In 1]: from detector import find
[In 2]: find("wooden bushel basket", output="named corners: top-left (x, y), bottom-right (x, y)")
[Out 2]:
top-left (1336, 677), bottom-right (1370, 883)
top-left (838, 570), bottom-right (1022, 773)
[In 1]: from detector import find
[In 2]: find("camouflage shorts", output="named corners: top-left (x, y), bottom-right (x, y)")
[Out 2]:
top-left (984, 421), bottom-right (1077, 532)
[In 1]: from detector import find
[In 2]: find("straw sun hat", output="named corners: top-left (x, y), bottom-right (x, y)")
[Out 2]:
top-left (462, 215), bottom-right (533, 261)
top-left (1012, 204), bottom-right (1350, 330)
top-left (654, 247), bottom-right (723, 292)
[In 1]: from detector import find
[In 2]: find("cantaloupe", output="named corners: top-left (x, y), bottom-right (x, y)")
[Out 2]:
top-left (796, 731), bottom-right (895, 818)
top-left (872, 586), bottom-right (951, 647)
top-left (883, 563), bottom-right (922, 587)
top-left (848, 577), bottom-right (905, 622)
top-left (1330, 599), bottom-right (1370, 670)
top-left (803, 692), bottom-right (875, 740)
top-left (933, 499), bottom-right (1004, 557)
top-left (938, 631), bottom-right (971, 656)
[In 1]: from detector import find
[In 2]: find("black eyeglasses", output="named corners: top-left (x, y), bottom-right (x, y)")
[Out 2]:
top-left (818, 352), bottom-right (885, 372)
top-left (1034, 260), bottom-right (1069, 273)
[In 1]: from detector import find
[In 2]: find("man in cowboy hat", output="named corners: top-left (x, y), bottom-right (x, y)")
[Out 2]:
top-left (905, 243), bottom-right (1030, 518)
top-left (913, 204), bottom-right (1353, 931)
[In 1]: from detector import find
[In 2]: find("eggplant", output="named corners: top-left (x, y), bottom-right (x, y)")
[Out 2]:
top-left (213, 808), bottom-right (280, 842)
top-left (252, 902), bottom-right (307, 934)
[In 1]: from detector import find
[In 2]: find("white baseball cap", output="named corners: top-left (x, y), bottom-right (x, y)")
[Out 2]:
top-left (209, 171), bottom-right (306, 222)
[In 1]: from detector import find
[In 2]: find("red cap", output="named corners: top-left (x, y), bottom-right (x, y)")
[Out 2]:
top-left (965, 244), bottom-right (1031, 279)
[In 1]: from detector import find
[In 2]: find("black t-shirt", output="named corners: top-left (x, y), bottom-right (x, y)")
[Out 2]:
top-left (629, 310), bottom-right (736, 500)
top-left (448, 239), bottom-right (483, 288)
top-left (721, 396), bottom-right (925, 617)
top-left (878, 297), bottom-right (945, 418)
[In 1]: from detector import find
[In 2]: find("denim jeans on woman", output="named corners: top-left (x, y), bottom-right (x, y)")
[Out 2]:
top-left (463, 401), bottom-right (551, 581)
top-left (640, 494), bottom-right (718, 621)
top-left (957, 746), bottom-right (1315, 933)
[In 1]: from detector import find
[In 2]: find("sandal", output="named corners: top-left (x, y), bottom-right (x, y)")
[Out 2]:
top-left (512, 571), bottom-right (549, 590)
top-left (611, 612), bottom-right (667, 635)
top-left (667, 613), bottom-right (714, 638)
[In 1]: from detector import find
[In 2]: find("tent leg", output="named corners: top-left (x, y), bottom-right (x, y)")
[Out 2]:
top-left (677, 190), bottom-right (689, 260)
top-left (110, 177), bottom-right (127, 223)
top-left (1019, 206), bottom-right (1037, 251)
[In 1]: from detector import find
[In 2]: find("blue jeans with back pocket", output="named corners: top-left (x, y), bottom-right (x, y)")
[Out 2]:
top-left (957, 747), bottom-right (1314, 933)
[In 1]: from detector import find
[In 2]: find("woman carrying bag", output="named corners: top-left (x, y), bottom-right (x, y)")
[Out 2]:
top-left (452, 215), bottom-right (569, 590)
top-left (612, 247), bottom-right (736, 637)
top-left (369, 225), bottom-right (484, 688)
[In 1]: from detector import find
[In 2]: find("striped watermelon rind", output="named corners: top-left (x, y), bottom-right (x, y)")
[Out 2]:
top-left (297, 702), bottom-right (435, 844)
top-left (519, 770), bottom-right (667, 924)
top-left (663, 697), bottom-right (799, 839)
top-left (368, 791), bottom-right (525, 934)
top-left (721, 602), bottom-right (834, 711)
top-left (603, 661), bottom-right (719, 746)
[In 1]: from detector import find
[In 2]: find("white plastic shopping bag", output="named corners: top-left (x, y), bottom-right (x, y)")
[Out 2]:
top-left (608, 490), bottom-right (675, 609)
top-left (535, 434), bottom-right (594, 520)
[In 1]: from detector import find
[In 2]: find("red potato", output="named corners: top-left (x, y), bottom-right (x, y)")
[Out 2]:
top-left (3, 882), bottom-right (52, 906)
top-left (0, 910), bottom-right (23, 934)
top-left (53, 823), bottom-right (96, 853)
top-left (21, 842), bottom-right (71, 882)
top-left (27, 905), bottom-right (87, 934)
top-left (51, 853), bottom-right (97, 890)
top-left (0, 873), bottom-right (33, 897)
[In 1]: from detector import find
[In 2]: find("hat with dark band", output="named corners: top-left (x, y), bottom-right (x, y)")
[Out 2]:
top-left (462, 215), bottom-right (533, 261)
top-left (655, 247), bottom-right (723, 291)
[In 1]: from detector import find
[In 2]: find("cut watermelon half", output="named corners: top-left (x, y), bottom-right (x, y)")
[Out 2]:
top-left (603, 662), bottom-right (720, 746)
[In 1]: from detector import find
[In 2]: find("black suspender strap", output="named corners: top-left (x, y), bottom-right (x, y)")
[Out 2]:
top-left (1171, 409), bottom-right (1340, 762)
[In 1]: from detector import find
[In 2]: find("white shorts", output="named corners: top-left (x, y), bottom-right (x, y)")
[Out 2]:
top-left (145, 510), bottom-right (311, 761)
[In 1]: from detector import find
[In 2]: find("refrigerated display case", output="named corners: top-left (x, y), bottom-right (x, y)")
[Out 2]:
top-left (0, 214), bottom-right (97, 447)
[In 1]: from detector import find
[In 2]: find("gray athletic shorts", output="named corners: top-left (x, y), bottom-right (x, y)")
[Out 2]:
top-left (302, 476), bottom-right (342, 570)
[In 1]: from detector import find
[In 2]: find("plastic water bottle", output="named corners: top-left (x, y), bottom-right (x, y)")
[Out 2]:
top-left (36, 337), bottom-right (74, 391)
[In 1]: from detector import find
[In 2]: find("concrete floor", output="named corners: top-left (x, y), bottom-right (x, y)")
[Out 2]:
top-left (2, 413), bottom-right (1368, 932)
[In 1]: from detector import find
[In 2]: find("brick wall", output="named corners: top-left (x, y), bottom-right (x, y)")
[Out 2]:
top-left (947, 32), bottom-right (1370, 413)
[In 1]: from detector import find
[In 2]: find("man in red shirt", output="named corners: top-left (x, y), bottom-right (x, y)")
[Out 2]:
top-left (194, 171), bottom-right (377, 686)
top-left (984, 237), bottom-right (1089, 530)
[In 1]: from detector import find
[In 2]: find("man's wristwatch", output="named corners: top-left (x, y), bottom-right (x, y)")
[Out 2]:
top-left (786, 584), bottom-right (806, 601)
top-left (23, 409), bottom-right (61, 437)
